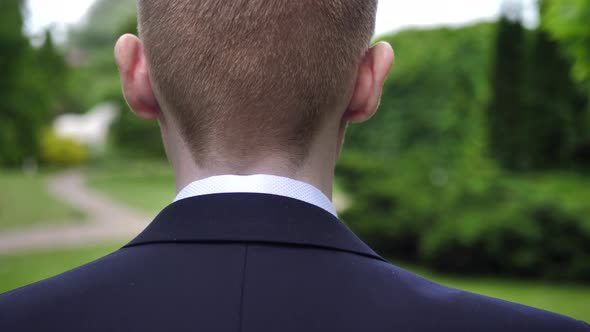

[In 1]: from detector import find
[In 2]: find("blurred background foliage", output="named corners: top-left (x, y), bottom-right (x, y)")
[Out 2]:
top-left (544, 0), bottom-right (590, 85)
top-left (0, 0), bottom-right (68, 167)
top-left (340, 0), bottom-right (590, 281)
top-left (1, 0), bottom-right (589, 289)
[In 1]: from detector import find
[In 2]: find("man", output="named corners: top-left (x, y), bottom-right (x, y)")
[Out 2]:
top-left (0, 0), bottom-right (587, 331)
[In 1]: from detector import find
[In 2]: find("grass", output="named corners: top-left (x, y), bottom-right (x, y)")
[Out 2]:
top-left (0, 243), bottom-right (587, 321)
top-left (0, 171), bottom-right (84, 231)
top-left (87, 160), bottom-right (175, 215)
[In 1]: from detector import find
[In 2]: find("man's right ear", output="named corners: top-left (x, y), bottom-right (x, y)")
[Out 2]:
top-left (343, 42), bottom-right (394, 124)
top-left (115, 34), bottom-right (161, 120)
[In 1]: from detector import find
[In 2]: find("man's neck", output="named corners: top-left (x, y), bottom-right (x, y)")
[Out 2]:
top-left (163, 118), bottom-right (342, 201)
top-left (172, 155), bottom-right (336, 200)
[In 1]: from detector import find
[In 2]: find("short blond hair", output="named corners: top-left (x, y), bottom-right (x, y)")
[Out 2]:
top-left (138, 0), bottom-right (377, 166)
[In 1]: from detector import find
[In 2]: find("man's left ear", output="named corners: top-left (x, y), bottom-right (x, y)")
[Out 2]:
top-left (115, 34), bottom-right (161, 120)
top-left (343, 42), bottom-right (394, 123)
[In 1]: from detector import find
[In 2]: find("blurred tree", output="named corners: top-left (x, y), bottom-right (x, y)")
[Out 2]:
top-left (543, 0), bottom-right (590, 167)
top-left (37, 30), bottom-right (68, 117)
top-left (543, 0), bottom-right (590, 86)
top-left (337, 5), bottom-right (590, 280)
top-left (0, 0), bottom-right (48, 167)
top-left (525, 0), bottom-right (588, 169)
top-left (118, 15), bottom-right (139, 36)
top-left (68, 0), bottom-right (136, 51)
top-left (0, 1), bottom-right (68, 167)
top-left (347, 23), bottom-right (494, 161)
top-left (487, 1), bottom-right (528, 170)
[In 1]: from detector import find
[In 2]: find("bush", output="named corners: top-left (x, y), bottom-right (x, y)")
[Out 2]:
top-left (336, 150), bottom-right (590, 281)
top-left (40, 129), bottom-right (89, 167)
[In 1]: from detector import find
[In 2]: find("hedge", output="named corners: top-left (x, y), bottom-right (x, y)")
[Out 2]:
top-left (336, 150), bottom-right (590, 281)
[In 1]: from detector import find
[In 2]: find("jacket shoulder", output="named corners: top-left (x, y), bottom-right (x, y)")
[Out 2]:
top-left (377, 261), bottom-right (589, 331)
top-left (0, 250), bottom-right (121, 325)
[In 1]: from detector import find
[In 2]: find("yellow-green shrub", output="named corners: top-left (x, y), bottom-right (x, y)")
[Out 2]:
top-left (40, 129), bottom-right (89, 167)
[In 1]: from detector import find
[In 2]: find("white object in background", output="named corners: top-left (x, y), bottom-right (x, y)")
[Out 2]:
top-left (53, 103), bottom-right (120, 149)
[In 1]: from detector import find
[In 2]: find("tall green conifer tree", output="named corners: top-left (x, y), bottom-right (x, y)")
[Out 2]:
top-left (0, 1), bottom-right (66, 167)
top-left (37, 30), bottom-right (68, 117)
top-left (487, 1), bottom-right (528, 170)
top-left (0, 0), bottom-right (34, 166)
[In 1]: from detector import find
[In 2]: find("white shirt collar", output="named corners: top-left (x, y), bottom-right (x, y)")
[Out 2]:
top-left (174, 174), bottom-right (337, 217)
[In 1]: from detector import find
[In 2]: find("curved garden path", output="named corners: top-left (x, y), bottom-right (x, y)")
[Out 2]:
top-left (0, 171), bottom-right (150, 255)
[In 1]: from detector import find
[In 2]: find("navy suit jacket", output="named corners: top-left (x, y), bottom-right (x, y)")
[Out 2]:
top-left (1, 194), bottom-right (588, 331)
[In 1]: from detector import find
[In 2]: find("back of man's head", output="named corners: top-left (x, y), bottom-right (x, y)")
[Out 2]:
top-left (137, 0), bottom-right (378, 166)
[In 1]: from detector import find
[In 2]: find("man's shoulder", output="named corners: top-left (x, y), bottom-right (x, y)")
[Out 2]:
top-left (373, 260), bottom-right (589, 331)
top-left (0, 244), bottom-right (248, 331)
top-left (0, 249), bottom-right (125, 328)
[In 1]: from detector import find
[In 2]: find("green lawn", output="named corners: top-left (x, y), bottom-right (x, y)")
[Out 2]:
top-left (0, 243), bottom-right (587, 321)
top-left (87, 160), bottom-right (176, 215)
top-left (0, 172), bottom-right (84, 231)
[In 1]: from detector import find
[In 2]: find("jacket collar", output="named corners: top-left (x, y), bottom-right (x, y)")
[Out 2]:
top-left (125, 193), bottom-right (384, 261)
